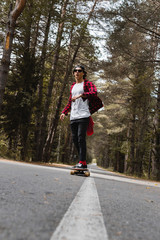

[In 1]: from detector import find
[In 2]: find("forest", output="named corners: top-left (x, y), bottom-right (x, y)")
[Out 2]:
top-left (0, 0), bottom-right (160, 180)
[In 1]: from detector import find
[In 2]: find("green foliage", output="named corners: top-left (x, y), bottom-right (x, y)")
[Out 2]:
top-left (87, 0), bottom-right (160, 180)
top-left (0, 0), bottom-right (100, 163)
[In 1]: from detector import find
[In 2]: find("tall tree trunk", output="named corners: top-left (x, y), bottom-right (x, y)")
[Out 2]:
top-left (129, 112), bottom-right (136, 174)
top-left (0, 0), bottom-right (26, 113)
top-left (34, 1), bottom-right (54, 161)
top-left (42, 0), bottom-right (99, 161)
top-left (42, 66), bottom-right (71, 161)
top-left (56, 124), bottom-right (62, 163)
top-left (103, 134), bottom-right (110, 168)
top-left (148, 139), bottom-right (153, 179)
top-left (134, 134), bottom-right (144, 177)
top-left (19, 1), bottom-right (34, 161)
top-left (152, 81), bottom-right (160, 180)
top-left (124, 126), bottom-right (130, 172)
top-left (134, 108), bottom-right (148, 176)
top-left (37, 0), bottom-right (69, 162)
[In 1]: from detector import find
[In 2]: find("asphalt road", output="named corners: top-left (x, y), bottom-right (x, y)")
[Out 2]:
top-left (0, 159), bottom-right (160, 240)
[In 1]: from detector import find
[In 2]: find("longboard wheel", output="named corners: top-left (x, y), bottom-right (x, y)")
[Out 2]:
top-left (84, 171), bottom-right (90, 177)
top-left (70, 170), bottom-right (75, 175)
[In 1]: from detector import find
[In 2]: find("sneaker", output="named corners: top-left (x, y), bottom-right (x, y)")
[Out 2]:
top-left (72, 163), bottom-right (87, 169)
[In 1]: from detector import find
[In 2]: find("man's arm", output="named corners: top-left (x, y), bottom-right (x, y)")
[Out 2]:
top-left (83, 81), bottom-right (97, 97)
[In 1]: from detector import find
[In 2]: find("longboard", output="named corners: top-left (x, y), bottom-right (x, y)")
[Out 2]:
top-left (70, 168), bottom-right (90, 177)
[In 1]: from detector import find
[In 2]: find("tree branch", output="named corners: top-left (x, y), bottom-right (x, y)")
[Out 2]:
top-left (11, 0), bottom-right (26, 22)
top-left (124, 15), bottom-right (160, 39)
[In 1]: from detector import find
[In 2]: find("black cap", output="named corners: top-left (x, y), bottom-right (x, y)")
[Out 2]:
top-left (73, 64), bottom-right (87, 79)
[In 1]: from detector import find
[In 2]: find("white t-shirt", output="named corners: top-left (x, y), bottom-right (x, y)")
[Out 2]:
top-left (70, 82), bottom-right (90, 120)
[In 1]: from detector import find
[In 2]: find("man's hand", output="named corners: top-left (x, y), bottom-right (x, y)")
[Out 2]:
top-left (60, 113), bottom-right (65, 121)
top-left (71, 94), bottom-right (83, 102)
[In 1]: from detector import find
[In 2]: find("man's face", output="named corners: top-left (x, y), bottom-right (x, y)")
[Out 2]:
top-left (73, 68), bottom-right (84, 80)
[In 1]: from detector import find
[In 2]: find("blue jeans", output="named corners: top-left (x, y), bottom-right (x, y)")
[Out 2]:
top-left (70, 118), bottom-right (89, 162)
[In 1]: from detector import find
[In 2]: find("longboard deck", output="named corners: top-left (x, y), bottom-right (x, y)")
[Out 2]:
top-left (70, 168), bottom-right (90, 177)
top-left (72, 168), bottom-right (89, 171)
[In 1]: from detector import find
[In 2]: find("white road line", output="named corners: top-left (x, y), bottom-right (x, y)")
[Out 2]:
top-left (50, 177), bottom-right (109, 240)
top-left (0, 159), bottom-right (69, 173)
top-left (91, 172), bottom-right (160, 188)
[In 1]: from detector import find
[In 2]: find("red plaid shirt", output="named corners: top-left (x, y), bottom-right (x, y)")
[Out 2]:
top-left (62, 79), bottom-right (103, 115)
